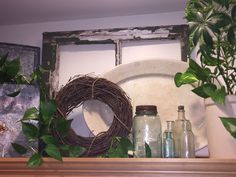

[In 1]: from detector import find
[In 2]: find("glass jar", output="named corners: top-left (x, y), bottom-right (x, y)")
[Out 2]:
top-left (179, 120), bottom-right (195, 158)
top-left (163, 121), bottom-right (175, 158)
top-left (173, 105), bottom-right (186, 157)
top-left (133, 105), bottom-right (162, 157)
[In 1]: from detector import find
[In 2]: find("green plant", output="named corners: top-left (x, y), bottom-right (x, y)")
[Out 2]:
top-left (12, 67), bottom-right (85, 167)
top-left (174, 0), bottom-right (236, 138)
top-left (175, 0), bottom-right (236, 104)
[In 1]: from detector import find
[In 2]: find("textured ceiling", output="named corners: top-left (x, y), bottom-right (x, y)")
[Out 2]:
top-left (0, 0), bottom-right (187, 25)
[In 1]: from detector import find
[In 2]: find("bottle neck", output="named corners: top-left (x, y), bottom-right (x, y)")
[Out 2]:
top-left (178, 110), bottom-right (186, 120)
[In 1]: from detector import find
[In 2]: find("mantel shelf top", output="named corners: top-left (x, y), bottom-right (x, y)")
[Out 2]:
top-left (0, 158), bottom-right (236, 177)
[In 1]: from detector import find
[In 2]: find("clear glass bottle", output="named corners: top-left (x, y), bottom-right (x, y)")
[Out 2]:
top-left (163, 121), bottom-right (175, 158)
top-left (179, 120), bottom-right (195, 158)
top-left (133, 105), bottom-right (162, 157)
top-left (173, 105), bottom-right (186, 157)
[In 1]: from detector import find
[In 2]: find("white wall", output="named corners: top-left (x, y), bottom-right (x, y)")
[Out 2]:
top-left (0, 11), bottom-right (186, 49)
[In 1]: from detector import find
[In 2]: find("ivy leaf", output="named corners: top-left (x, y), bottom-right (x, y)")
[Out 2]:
top-left (0, 53), bottom-right (8, 67)
top-left (106, 137), bottom-right (133, 158)
top-left (220, 117), bottom-right (236, 139)
top-left (5, 58), bottom-right (20, 77)
top-left (27, 153), bottom-right (43, 168)
top-left (202, 83), bottom-right (217, 97)
top-left (22, 122), bottom-right (39, 141)
top-left (40, 135), bottom-right (58, 145)
top-left (22, 107), bottom-right (39, 121)
top-left (145, 143), bottom-right (152, 158)
top-left (11, 143), bottom-right (27, 154)
top-left (192, 83), bottom-right (215, 98)
top-left (211, 87), bottom-right (227, 105)
top-left (189, 59), bottom-right (210, 81)
top-left (7, 89), bottom-right (21, 97)
top-left (44, 144), bottom-right (62, 161)
top-left (53, 118), bottom-right (72, 138)
top-left (174, 72), bottom-right (198, 87)
top-left (69, 146), bottom-right (85, 157)
top-left (40, 100), bottom-right (57, 124)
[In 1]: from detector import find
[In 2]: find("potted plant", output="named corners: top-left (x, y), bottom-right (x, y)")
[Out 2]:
top-left (174, 0), bottom-right (236, 158)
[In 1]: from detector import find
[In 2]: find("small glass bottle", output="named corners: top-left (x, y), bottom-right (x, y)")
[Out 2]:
top-left (179, 120), bottom-right (195, 158)
top-left (163, 121), bottom-right (175, 158)
top-left (133, 105), bottom-right (162, 157)
top-left (173, 105), bottom-right (186, 157)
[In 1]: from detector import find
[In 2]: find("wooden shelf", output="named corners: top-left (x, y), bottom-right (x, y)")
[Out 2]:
top-left (0, 158), bottom-right (236, 177)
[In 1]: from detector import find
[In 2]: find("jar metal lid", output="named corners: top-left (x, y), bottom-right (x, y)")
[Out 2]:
top-left (135, 105), bottom-right (157, 115)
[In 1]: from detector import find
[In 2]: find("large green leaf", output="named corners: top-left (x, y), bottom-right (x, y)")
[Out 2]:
top-left (44, 144), bottom-right (62, 161)
top-left (22, 107), bottom-right (39, 121)
top-left (5, 58), bottom-right (20, 77)
top-left (213, 12), bottom-right (232, 28)
top-left (11, 143), bottom-right (27, 154)
top-left (22, 122), bottom-right (39, 140)
top-left (189, 59), bottom-right (210, 81)
top-left (232, 4), bottom-right (236, 22)
top-left (40, 135), bottom-right (58, 145)
top-left (174, 72), bottom-right (198, 87)
top-left (40, 100), bottom-right (57, 124)
top-left (227, 26), bottom-right (236, 44)
top-left (106, 137), bottom-right (133, 158)
top-left (27, 153), bottom-right (43, 168)
top-left (145, 142), bottom-right (152, 158)
top-left (0, 53), bottom-right (8, 67)
top-left (220, 117), bottom-right (236, 139)
top-left (69, 146), bottom-right (85, 157)
top-left (202, 83), bottom-right (217, 96)
top-left (203, 30), bottom-right (213, 48)
top-left (53, 118), bottom-right (72, 138)
top-left (211, 87), bottom-right (227, 105)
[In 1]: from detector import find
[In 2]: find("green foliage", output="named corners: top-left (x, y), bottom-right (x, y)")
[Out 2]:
top-left (145, 143), bottom-right (152, 158)
top-left (44, 144), bottom-right (62, 161)
top-left (27, 153), bottom-right (43, 168)
top-left (11, 143), bottom-right (28, 154)
top-left (0, 53), bottom-right (29, 84)
top-left (22, 107), bottom-right (39, 121)
top-left (104, 137), bottom-right (153, 158)
top-left (175, 0), bottom-right (236, 104)
top-left (105, 137), bottom-right (133, 158)
top-left (220, 117), bottom-right (236, 138)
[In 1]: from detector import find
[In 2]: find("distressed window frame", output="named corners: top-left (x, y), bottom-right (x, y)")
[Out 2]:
top-left (42, 25), bottom-right (188, 97)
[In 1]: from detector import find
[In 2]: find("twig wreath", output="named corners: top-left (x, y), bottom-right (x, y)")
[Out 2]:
top-left (55, 75), bottom-right (133, 156)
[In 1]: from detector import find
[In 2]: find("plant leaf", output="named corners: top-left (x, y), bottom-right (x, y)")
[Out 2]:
top-left (211, 87), bottom-right (227, 105)
top-left (0, 53), bottom-right (8, 67)
top-left (40, 100), bottom-right (57, 124)
top-left (11, 143), bottom-right (27, 154)
top-left (53, 118), bottom-right (72, 138)
top-left (22, 107), bottom-right (39, 121)
top-left (5, 58), bottom-right (20, 77)
top-left (44, 144), bottom-right (62, 161)
top-left (174, 72), bottom-right (198, 87)
top-left (7, 89), bottom-right (21, 97)
top-left (22, 122), bottom-right (39, 140)
top-left (145, 142), bottom-right (152, 158)
top-left (69, 146), bottom-right (85, 157)
top-left (220, 117), bottom-right (236, 139)
top-left (202, 83), bottom-right (217, 97)
top-left (40, 135), bottom-right (58, 145)
top-left (203, 30), bottom-right (213, 48)
top-left (231, 4), bottom-right (236, 22)
top-left (27, 153), bottom-right (43, 168)
top-left (227, 26), bottom-right (235, 44)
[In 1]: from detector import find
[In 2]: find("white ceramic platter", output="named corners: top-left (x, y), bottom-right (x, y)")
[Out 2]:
top-left (83, 59), bottom-right (207, 151)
